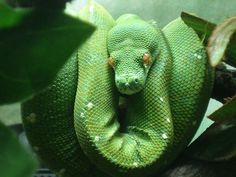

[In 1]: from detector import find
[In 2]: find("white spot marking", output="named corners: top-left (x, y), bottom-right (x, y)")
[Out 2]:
top-left (162, 133), bottom-right (168, 139)
top-left (133, 162), bottom-right (138, 167)
top-left (197, 55), bottom-right (202, 59)
top-left (87, 102), bottom-right (94, 110)
top-left (80, 112), bottom-right (85, 118)
top-left (167, 118), bottom-right (171, 123)
top-left (144, 64), bottom-right (147, 68)
top-left (194, 53), bottom-right (202, 59)
top-left (125, 82), bottom-right (129, 87)
top-left (94, 136), bottom-right (100, 142)
top-left (160, 97), bottom-right (164, 102)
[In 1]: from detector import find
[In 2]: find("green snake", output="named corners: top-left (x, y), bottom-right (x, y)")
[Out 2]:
top-left (21, 1), bottom-right (214, 177)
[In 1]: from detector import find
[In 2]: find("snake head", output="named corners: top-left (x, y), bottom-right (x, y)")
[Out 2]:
top-left (107, 14), bottom-right (159, 95)
top-left (108, 51), bottom-right (154, 95)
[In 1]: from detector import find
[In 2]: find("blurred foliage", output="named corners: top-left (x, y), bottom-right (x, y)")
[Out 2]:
top-left (0, 122), bottom-right (37, 177)
top-left (0, 1), bottom-right (93, 177)
top-left (0, 1), bottom-right (94, 104)
top-left (0, 2), bottom-right (29, 28)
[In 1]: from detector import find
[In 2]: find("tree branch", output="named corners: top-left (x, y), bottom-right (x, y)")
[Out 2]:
top-left (211, 63), bottom-right (236, 103)
top-left (160, 155), bottom-right (236, 177)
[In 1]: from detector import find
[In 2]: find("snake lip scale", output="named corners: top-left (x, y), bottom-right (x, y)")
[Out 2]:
top-left (22, 1), bottom-right (214, 177)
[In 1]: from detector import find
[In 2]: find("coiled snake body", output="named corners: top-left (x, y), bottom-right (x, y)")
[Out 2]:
top-left (22, 2), bottom-right (213, 177)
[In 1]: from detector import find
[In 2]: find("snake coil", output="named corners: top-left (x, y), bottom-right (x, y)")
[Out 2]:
top-left (22, 2), bottom-right (213, 177)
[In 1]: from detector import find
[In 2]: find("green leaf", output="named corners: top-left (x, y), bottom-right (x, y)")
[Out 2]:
top-left (186, 123), bottom-right (236, 161)
top-left (209, 95), bottom-right (236, 124)
top-left (0, 2), bottom-right (30, 28)
top-left (181, 12), bottom-right (216, 44)
top-left (0, 9), bottom-right (95, 104)
top-left (0, 121), bottom-right (37, 177)
top-left (207, 16), bottom-right (236, 67)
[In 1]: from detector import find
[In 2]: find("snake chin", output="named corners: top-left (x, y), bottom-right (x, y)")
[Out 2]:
top-left (118, 87), bottom-right (142, 95)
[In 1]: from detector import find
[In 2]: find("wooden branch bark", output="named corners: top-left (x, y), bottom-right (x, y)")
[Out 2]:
top-left (211, 63), bottom-right (236, 103)
top-left (160, 155), bottom-right (236, 177)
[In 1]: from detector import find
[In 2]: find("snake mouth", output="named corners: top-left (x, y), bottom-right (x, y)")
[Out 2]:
top-left (115, 74), bottom-right (145, 95)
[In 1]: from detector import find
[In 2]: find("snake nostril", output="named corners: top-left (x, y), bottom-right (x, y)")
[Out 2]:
top-left (134, 78), bottom-right (139, 84)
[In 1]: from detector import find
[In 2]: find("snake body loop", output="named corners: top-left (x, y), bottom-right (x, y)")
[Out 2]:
top-left (22, 2), bottom-right (214, 177)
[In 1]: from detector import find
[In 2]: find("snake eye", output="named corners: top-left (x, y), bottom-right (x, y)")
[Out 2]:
top-left (108, 56), bottom-right (115, 68)
top-left (143, 53), bottom-right (152, 66)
